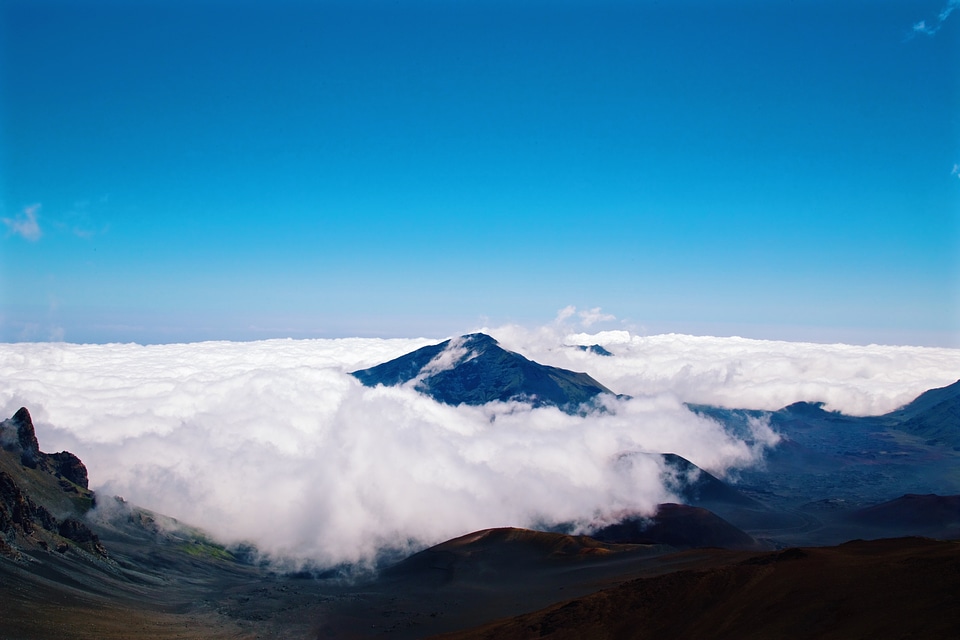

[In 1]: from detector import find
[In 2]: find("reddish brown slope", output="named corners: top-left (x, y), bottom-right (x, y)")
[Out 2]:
top-left (434, 537), bottom-right (960, 640)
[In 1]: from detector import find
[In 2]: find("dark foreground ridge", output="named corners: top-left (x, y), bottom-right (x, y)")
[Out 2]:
top-left (352, 332), bottom-right (619, 413)
top-left (434, 536), bottom-right (960, 640)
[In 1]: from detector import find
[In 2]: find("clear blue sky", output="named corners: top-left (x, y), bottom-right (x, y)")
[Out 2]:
top-left (1, 0), bottom-right (958, 345)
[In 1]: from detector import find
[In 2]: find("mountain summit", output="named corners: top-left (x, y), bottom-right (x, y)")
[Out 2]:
top-left (351, 333), bottom-right (616, 413)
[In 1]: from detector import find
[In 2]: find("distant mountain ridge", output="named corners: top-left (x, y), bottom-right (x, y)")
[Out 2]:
top-left (351, 332), bottom-right (619, 413)
top-left (882, 379), bottom-right (960, 448)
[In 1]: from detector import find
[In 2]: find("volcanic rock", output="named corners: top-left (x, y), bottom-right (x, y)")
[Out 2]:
top-left (1, 408), bottom-right (90, 488)
top-left (0, 408), bottom-right (104, 559)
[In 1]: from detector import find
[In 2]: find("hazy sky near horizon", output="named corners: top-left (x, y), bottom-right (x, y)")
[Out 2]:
top-left (2, 0), bottom-right (958, 346)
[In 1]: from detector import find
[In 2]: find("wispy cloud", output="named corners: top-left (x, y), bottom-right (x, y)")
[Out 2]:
top-left (578, 307), bottom-right (616, 327)
top-left (952, 164), bottom-right (960, 179)
top-left (2, 204), bottom-right (42, 241)
top-left (52, 198), bottom-right (111, 239)
top-left (912, 0), bottom-right (959, 36)
top-left (554, 305), bottom-right (616, 328)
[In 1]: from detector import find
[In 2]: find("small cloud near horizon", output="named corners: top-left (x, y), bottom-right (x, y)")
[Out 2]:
top-left (554, 305), bottom-right (617, 328)
top-left (2, 204), bottom-right (42, 241)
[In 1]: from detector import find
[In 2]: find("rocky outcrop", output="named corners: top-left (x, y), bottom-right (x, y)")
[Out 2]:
top-left (7, 407), bottom-right (41, 468)
top-left (0, 470), bottom-right (57, 535)
top-left (0, 408), bottom-right (105, 558)
top-left (47, 451), bottom-right (89, 489)
top-left (58, 517), bottom-right (108, 556)
top-left (0, 469), bottom-right (59, 556)
top-left (1, 407), bottom-right (89, 489)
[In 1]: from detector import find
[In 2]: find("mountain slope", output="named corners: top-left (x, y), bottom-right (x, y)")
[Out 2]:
top-left (661, 453), bottom-right (762, 508)
top-left (435, 537), bottom-right (960, 640)
top-left (883, 379), bottom-right (960, 448)
top-left (848, 493), bottom-right (960, 538)
top-left (0, 407), bottom-right (328, 639)
top-left (590, 503), bottom-right (760, 551)
top-left (352, 333), bottom-right (617, 413)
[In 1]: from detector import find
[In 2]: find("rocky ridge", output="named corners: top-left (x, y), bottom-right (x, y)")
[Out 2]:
top-left (0, 408), bottom-right (105, 560)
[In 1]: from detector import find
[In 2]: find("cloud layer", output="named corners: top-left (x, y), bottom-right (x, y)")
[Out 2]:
top-left (1, 328), bottom-right (957, 566)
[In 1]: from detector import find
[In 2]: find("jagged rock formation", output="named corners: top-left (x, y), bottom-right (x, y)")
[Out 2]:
top-left (1, 407), bottom-right (89, 488)
top-left (0, 408), bottom-right (105, 559)
top-left (352, 333), bottom-right (619, 413)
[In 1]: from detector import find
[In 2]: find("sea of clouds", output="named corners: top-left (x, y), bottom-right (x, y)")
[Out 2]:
top-left (1, 313), bottom-right (958, 567)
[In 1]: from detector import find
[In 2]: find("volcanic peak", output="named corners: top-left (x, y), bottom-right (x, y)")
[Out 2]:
top-left (351, 332), bottom-right (617, 414)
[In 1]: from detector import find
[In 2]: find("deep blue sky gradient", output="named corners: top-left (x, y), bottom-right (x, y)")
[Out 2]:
top-left (2, 0), bottom-right (958, 344)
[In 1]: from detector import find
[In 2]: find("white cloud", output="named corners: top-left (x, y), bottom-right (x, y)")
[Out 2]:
top-left (578, 307), bottom-right (616, 327)
top-left (409, 335), bottom-right (471, 385)
top-left (554, 305), bottom-right (577, 323)
top-left (553, 305), bottom-right (616, 328)
top-left (566, 329), bottom-right (632, 346)
top-left (912, 0), bottom-right (959, 35)
top-left (0, 330), bottom-right (957, 567)
top-left (2, 204), bottom-right (42, 241)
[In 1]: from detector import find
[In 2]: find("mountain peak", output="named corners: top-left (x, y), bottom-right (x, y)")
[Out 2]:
top-left (351, 333), bottom-right (617, 413)
top-left (2, 407), bottom-right (40, 468)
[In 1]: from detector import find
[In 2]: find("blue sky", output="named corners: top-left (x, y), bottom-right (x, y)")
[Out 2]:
top-left (1, 0), bottom-right (958, 345)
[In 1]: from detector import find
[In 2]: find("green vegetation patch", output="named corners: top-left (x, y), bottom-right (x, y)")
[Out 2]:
top-left (179, 540), bottom-right (236, 562)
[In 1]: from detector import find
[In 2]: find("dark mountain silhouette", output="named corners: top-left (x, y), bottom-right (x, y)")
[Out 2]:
top-left (352, 333), bottom-right (618, 413)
